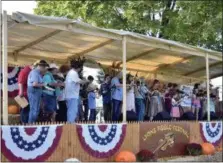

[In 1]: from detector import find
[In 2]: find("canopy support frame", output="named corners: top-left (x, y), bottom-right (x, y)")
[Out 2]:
top-left (2, 10), bottom-right (8, 125)
top-left (206, 53), bottom-right (211, 121)
top-left (152, 56), bottom-right (196, 73)
top-left (67, 39), bottom-right (114, 61)
top-left (12, 30), bottom-right (61, 61)
top-left (0, 3), bottom-right (2, 123)
top-left (117, 48), bottom-right (158, 67)
top-left (122, 36), bottom-right (127, 122)
top-left (184, 61), bottom-right (222, 76)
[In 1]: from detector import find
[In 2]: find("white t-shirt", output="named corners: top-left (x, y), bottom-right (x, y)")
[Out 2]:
top-left (65, 69), bottom-right (81, 99)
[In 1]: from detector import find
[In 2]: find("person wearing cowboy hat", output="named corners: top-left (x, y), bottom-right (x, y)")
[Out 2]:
top-left (27, 60), bottom-right (49, 123)
top-left (42, 63), bottom-right (65, 121)
top-left (87, 83), bottom-right (99, 121)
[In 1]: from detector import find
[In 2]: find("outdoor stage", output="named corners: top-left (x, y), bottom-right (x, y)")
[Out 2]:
top-left (1, 121), bottom-right (222, 162)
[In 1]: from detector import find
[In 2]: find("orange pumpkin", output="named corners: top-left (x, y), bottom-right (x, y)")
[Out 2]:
top-left (115, 151), bottom-right (136, 162)
top-left (8, 105), bottom-right (20, 114)
top-left (201, 143), bottom-right (215, 155)
top-left (216, 146), bottom-right (222, 152)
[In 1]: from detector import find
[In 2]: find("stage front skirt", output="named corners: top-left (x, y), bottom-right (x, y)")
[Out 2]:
top-left (200, 121), bottom-right (222, 146)
top-left (0, 67), bottom-right (21, 97)
top-left (1, 125), bottom-right (62, 162)
top-left (76, 123), bottom-right (127, 158)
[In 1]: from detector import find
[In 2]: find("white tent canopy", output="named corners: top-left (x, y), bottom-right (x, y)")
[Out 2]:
top-left (1, 11), bottom-right (222, 124)
top-left (3, 12), bottom-right (222, 84)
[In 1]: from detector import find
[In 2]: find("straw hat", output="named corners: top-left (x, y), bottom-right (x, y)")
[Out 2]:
top-left (33, 60), bottom-right (40, 67)
top-left (87, 83), bottom-right (97, 92)
top-left (48, 63), bottom-right (59, 71)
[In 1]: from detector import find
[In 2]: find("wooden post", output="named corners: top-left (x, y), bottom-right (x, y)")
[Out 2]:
top-left (2, 10), bottom-right (8, 125)
top-left (122, 36), bottom-right (127, 122)
top-left (205, 54), bottom-right (210, 121)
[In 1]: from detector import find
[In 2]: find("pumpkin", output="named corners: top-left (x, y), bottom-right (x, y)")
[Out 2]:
top-left (115, 151), bottom-right (136, 162)
top-left (216, 146), bottom-right (222, 152)
top-left (65, 158), bottom-right (80, 162)
top-left (201, 143), bottom-right (215, 155)
top-left (8, 105), bottom-right (20, 114)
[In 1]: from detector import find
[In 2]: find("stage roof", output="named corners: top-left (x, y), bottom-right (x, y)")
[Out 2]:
top-left (3, 12), bottom-right (223, 84)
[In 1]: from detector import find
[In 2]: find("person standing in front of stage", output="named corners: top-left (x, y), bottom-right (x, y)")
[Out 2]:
top-left (27, 60), bottom-right (49, 123)
top-left (99, 74), bottom-right (112, 121)
top-left (65, 58), bottom-right (86, 123)
top-left (111, 72), bottom-right (123, 121)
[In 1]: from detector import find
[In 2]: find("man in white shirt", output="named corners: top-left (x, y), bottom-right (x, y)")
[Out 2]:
top-left (65, 58), bottom-right (86, 123)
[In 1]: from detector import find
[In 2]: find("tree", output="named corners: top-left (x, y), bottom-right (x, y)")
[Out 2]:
top-left (34, 0), bottom-right (222, 51)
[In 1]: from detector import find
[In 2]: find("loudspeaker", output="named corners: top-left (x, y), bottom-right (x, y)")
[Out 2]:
top-left (153, 111), bottom-right (171, 121)
top-left (180, 112), bottom-right (196, 120)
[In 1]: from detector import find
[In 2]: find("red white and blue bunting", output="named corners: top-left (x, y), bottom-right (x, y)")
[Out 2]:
top-left (200, 121), bottom-right (222, 146)
top-left (76, 123), bottom-right (126, 158)
top-left (0, 67), bottom-right (21, 98)
top-left (1, 125), bottom-right (62, 162)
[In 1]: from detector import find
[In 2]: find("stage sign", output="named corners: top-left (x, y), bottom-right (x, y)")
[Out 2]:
top-left (140, 122), bottom-right (190, 158)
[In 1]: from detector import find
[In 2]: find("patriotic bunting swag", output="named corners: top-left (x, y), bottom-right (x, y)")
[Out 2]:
top-left (200, 121), bottom-right (222, 146)
top-left (0, 67), bottom-right (21, 98)
top-left (76, 123), bottom-right (127, 158)
top-left (1, 125), bottom-right (62, 162)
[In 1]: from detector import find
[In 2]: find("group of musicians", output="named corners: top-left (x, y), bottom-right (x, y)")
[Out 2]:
top-left (17, 58), bottom-right (220, 124)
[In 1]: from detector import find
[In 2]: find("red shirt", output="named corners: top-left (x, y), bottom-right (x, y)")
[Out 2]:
top-left (18, 66), bottom-right (32, 99)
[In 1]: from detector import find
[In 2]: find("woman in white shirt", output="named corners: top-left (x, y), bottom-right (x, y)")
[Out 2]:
top-left (126, 74), bottom-right (135, 112)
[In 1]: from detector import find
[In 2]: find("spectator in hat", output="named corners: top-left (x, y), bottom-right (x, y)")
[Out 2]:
top-left (42, 63), bottom-right (65, 121)
top-left (27, 60), bottom-right (49, 123)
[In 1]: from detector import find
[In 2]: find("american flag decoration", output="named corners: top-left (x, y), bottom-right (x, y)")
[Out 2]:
top-left (76, 123), bottom-right (126, 158)
top-left (1, 125), bottom-right (62, 162)
top-left (0, 67), bottom-right (21, 97)
top-left (200, 121), bottom-right (222, 146)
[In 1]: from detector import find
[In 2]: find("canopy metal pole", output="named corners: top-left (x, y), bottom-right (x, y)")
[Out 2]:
top-left (122, 36), bottom-right (127, 122)
top-left (2, 10), bottom-right (8, 125)
top-left (0, 1), bottom-right (2, 124)
top-left (205, 54), bottom-right (210, 121)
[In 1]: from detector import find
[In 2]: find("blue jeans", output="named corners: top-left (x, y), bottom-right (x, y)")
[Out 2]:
top-left (135, 98), bottom-right (145, 121)
top-left (77, 98), bottom-right (84, 121)
top-left (28, 87), bottom-right (42, 123)
top-left (66, 98), bottom-right (79, 123)
top-left (20, 105), bottom-right (30, 123)
top-left (112, 99), bottom-right (122, 121)
top-left (42, 93), bottom-right (57, 113)
top-left (89, 109), bottom-right (96, 121)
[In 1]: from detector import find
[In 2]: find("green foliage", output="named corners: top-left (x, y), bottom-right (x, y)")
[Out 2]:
top-left (34, 0), bottom-right (222, 51)
top-left (185, 143), bottom-right (203, 156)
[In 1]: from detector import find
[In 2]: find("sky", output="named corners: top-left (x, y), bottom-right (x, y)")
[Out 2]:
top-left (2, 1), bottom-right (222, 100)
top-left (2, 1), bottom-right (37, 15)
